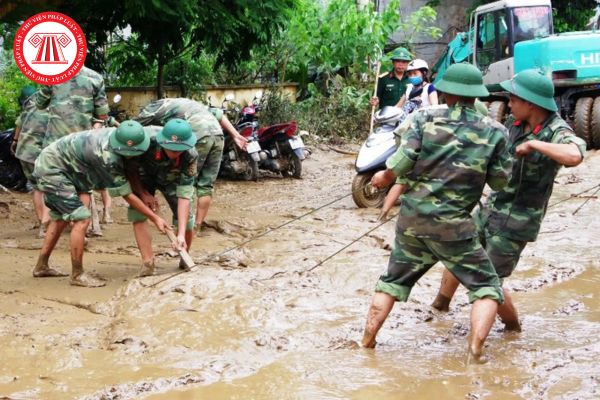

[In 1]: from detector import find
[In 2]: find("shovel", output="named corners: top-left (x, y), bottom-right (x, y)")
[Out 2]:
top-left (165, 228), bottom-right (195, 270)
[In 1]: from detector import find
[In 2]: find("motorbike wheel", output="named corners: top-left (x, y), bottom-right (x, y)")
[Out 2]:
top-left (281, 153), bottom-right (302, 179)
top-left (351, 171), bottom-right (388, 208)
top-left (242, 156), bottom-right (259, 181)
top-left (488, 101), bottom-right (507, 124)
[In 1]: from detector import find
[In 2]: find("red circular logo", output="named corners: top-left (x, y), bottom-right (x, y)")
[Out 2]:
top-left (13, 12), bottom-right (87, 85)
top-left (126, 140), bottom-right (134, 147)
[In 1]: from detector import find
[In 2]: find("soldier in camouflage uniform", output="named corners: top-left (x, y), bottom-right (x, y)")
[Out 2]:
top-left (126, 119), bottom-right (198, 276)
top-left (135, 97), bottom-right (247, 233)
top-left (360, 64), bottom-right (512, 360)
top-left (37, 66), bottom-right (109, 143)
top-left (32, 121), bottom-right (169, 287)
top-left (10, 87), bottom-right (50, 236)
top-left (37, 65), bottom-right (114, 225)
top-left (432, 69), bottom-right (586, 330)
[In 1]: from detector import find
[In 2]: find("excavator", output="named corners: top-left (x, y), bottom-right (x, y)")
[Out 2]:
top-left (432, 0), bottom-right (600, 148)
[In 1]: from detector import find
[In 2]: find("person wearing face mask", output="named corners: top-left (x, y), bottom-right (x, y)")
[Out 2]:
top-left (395, 59), bottom-right (438, 111)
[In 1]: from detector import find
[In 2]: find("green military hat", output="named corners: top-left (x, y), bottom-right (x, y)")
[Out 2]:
top-left (109, 120), bottom-right (150, 156)
top-left (389, 47), bottom-right (412, 61)
top-left (157, 118), bottom-right (197, 151)
top-left (18, 86), bottom-right (36, 106)
top-left (500, 69), bottom-right (557, 112)
top-left (436, 63), bottom-right (489, 98)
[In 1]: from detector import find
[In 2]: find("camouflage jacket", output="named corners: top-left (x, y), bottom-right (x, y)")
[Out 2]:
top-left (33, 128), bottom-right (131, 197)
top-left (481, 114), bottom-right (587, 242)
top-left (37, 66), bottom-right (109, 146)
top-left (129, 126), bottom-right (198, 200)
top-left (387, 103), bottom-right (512, 241)
top-left (135, 98), bottom-right (223, 139)
top-left (15, 94), bottom-right (48, 163)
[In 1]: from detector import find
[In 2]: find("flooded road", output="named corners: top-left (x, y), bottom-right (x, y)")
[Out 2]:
top-left (1, 148), bottom-right (599, 399)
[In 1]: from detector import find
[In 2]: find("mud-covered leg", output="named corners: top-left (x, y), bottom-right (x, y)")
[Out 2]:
top-left (498, 288), bottom-right (521, 331)
top-left (432, 268), bottom-right (460, 311)
top-left (100, 189), bottom-right (113, 223)
top-left (33, 219), bottom-right (69, 277)
top-left (469, 297), bottom-right (498, 362)
top-left (361, 292), bottom-right (395, 348)
top-left (134, 221), bottom-right (155, 277)
top-left (70, 219), bottom-right (106, 287)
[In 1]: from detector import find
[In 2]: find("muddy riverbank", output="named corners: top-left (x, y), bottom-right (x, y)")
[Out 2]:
top-left (1, 148), bottom-right (599, 399)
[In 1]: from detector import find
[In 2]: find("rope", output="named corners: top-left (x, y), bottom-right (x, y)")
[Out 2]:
top-left (302, 210), bottom-right (398, 274)
top-left (547, 183), bottom-right (600, 209)
top-left (143, 190), bottom-right (356, 288)
top-left (572, 185), bottom-right (600, 215)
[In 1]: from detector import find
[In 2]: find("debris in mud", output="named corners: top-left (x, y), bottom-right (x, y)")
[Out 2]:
top-left (201, 218), bottom-right (257, 237)
top-left (366, 234), bottom-right (392, 250)
top-left (511, 264), bottom-right (580, 292)
top-left (448, 322), bottom-right (469, 337)
top-left (552, 300), bottom-right (584, 316)
top-left (254, 335), bottom-right (289, 351)
top-left (562, 173), bottom-right (582, 185)
top-left (212, 248), bottom-right (251, 269)
top-left (84, 373), bottom-right (205, 400)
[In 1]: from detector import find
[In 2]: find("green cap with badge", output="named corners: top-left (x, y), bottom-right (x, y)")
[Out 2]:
top-left (109, 120), bottom-right (150, 156)
top-left (389, 47), bottom-right (412, 61)
top-left (156, 118), bottom-right (197, 151)
top-left (500, 69), bottom-right (557, 112)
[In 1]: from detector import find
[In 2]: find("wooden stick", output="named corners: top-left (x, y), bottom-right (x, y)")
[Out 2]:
top-left (165, 229), bottom-right (195, 269)
top-left (369, 61), bottom-right (382, 136)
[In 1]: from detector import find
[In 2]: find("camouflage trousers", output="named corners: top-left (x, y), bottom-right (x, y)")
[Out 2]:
top-left (128, 180), bottom-right (194, 231)
top-left (475, 211), bottom-right (528, 284)
top-left (195, 135), bottom-right (224, 198)
top-left (376, 231), bottom-right (504, 304)
top-left (480, 229), bottom-right (527, 284)
top-left (37, 174), bottom-right (92, 221)
top-left (19, 160), bottom-right (37, 186)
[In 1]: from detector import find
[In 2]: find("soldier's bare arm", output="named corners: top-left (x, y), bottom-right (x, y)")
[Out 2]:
top-left (515, 141), bottom-right (583, 167)
top-left (220, 115), bottom-right (247, 150)
top-left (122, 193), bottom-right (169, 233)
top-left (125, 161), bottom-right (158, 210)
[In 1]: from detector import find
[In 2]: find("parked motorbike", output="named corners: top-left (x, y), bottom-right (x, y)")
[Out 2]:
top-left (228, 92), bottom-right (306, 179)
top-left (352, 106), bottom-right (406, 208)
top-left (216, 94), bottom-right (262, 181)
top-left (105, 94), bottom-right (126, 127)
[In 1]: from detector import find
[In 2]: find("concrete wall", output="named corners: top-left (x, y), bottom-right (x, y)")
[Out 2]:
top-left (380, 0), bottom-right (475, 67)
top-left (106, 83), bottom-right (298, 118)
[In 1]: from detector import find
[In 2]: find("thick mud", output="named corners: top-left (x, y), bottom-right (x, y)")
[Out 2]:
top-left (0, 148), bottom-right (599, 399)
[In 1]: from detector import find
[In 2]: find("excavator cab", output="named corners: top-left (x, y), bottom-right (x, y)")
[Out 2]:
top-left (473, 0), bottom-right (553, 83)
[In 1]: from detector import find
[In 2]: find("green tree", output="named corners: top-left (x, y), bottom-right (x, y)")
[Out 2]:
top-left (0, 49), bottom-right (34, 130)
top-left (3, 0), bottom-right (298, 97)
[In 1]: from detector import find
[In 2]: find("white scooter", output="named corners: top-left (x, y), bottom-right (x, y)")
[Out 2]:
top-left (352, 106), bottom-right (406, 208)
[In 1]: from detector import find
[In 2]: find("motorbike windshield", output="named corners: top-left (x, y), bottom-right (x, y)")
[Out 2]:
top-left (511, 6), bottom-right (552, 44)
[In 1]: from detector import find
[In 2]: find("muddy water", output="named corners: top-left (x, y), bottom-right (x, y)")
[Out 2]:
top-left (1, 148), bottom-right (599, 399)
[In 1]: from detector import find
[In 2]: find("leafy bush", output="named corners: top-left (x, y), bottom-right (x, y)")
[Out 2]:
top-left (0, 50), bottom-right (33, 130)
top-left (260, 80), bottom-right (371, 143)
